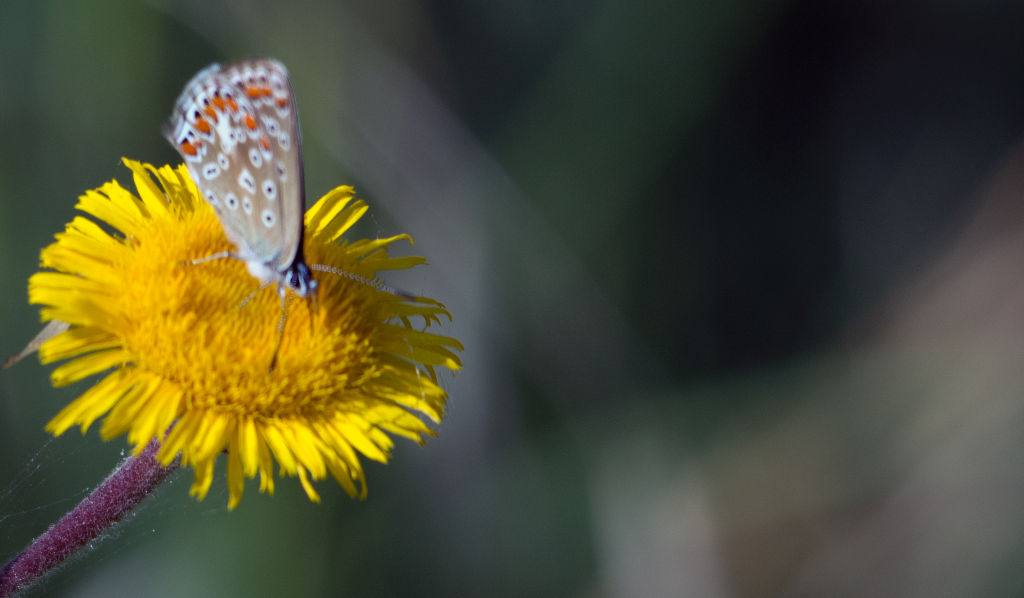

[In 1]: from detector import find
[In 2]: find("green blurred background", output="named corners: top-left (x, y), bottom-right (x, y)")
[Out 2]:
top-left (4, 1), bottom-right (1024, 596)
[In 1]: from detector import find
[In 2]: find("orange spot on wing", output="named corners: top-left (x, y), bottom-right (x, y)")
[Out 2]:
top-left (203, 106), bottom-right (218, 121)
top-left (245, 114), bottom-right (257, 130)
top-left (245, 86), bottom-right (262, 98)
top-left (181, 141), bottom-right (197, 156)
top-left (227, 97), bottom-right (238, 111)
top-left (195, 118), bottom-right (211, 134)
top-left (260, 137), bottom-right (271, 150)
top-left (276, 97), bottom-right (288, 108)
top-left (212, 96), bottom-right (226, 110)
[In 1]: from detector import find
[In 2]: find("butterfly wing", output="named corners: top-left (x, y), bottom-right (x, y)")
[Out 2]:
top-left (164, 58), bottom-right (305, 279)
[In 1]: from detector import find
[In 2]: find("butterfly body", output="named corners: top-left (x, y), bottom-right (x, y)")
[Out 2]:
top-left (164, 58), bottom-right (315, 298)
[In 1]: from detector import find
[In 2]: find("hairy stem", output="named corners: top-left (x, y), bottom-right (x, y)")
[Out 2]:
top-left (0, 440), bottom-right (178, 596)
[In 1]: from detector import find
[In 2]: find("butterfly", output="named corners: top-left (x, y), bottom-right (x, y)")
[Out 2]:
top-left (164, 58), bottom-right (319, 371)
top-left (164, 59), bottom-right (412, 369)
top-left (164, 58), bottom-right (316, 301)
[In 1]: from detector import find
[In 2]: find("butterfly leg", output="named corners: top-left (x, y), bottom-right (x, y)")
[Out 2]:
top-left (238, 280), bottom-right (276, 309)
top-left (183, 251), bottom-right (239, 266)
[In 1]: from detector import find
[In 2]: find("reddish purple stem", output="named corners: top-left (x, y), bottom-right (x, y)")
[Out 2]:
top-left (0, 439), bottom-right (178, 596)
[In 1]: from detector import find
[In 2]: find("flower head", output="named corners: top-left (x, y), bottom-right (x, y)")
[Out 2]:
top-left (30, 160), bottom-right (462, 508)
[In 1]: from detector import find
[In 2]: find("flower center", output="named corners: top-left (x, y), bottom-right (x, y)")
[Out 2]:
top-left (115, 205), bottom-right (383, 418)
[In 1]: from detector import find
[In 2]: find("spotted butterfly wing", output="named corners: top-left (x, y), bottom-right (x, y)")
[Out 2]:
top-left (163, 58), bottom-right (314, 297)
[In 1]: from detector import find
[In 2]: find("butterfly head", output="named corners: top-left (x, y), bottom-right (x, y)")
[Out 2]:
top-left (285, 260), bottom-right (317, 298)
top-left (242, 253), bottom-right (316, 298)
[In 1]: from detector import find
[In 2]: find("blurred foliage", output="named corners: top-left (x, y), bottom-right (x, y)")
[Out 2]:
top-left (5, 1), bottom-right (1024, 597)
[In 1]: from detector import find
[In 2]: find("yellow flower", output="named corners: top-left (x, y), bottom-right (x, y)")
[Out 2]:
top-left (29, 159), bottom-right (462, 509)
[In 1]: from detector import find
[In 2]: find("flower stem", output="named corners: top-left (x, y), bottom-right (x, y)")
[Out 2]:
top-left (0, 439), bottom-right (178, 596)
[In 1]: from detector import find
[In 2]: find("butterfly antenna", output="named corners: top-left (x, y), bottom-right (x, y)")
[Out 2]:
top-left (268, 290), bottom-right (289, 373)
top-left (308, 285), bottom-right (318, 338)
top-left (310, 264), bottom-right (416, 301)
